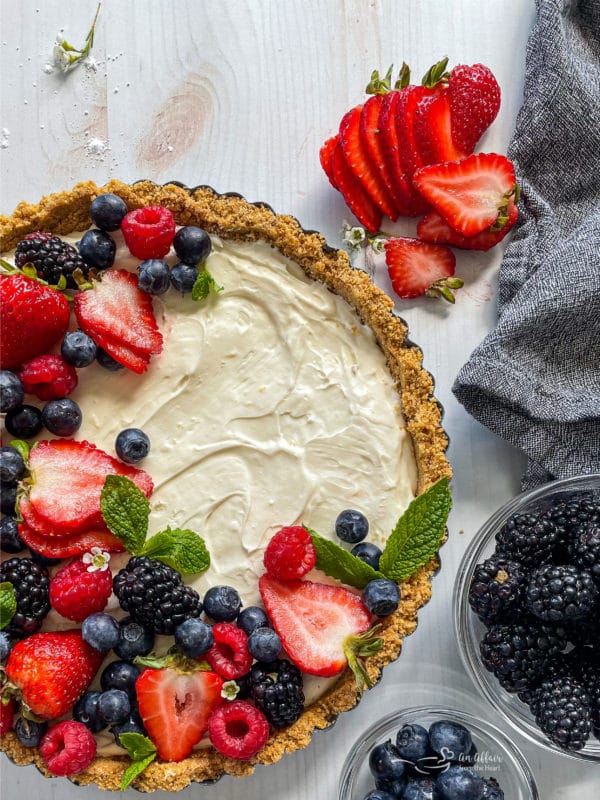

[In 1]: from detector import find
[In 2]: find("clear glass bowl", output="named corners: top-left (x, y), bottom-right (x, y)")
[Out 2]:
top-left (338, 705), bottom-right (538, 799)
top-left (454, 473), bottom-right (600, 762)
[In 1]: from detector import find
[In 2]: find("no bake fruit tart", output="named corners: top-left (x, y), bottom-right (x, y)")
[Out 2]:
top-left (0, 180), bottom-right (450, 791)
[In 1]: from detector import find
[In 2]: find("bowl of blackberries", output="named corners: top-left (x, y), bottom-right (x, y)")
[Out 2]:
top-left (338, 705), bottom-right (538, 800)
top-left (454, 474), bottom-right (600, 760)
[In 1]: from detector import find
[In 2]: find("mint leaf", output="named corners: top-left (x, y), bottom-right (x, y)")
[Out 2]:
top-left (142, 528), bottom-right (210, 574)
top-left (307, 528), bottom-right (384, 589)
top-left (100, 475), bottom-right (149, 554)
top-left (191, 266), bottom-right (223, 301)
top-left (379, 477), bottom-right (451, 582)
top-left (118, 733), bottom-right (156, 790)
top-left (0, 582), bottom-right (17, 630)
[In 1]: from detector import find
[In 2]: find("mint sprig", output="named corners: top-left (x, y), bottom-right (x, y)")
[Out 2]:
top-left (378, 477), bottom-right (451, 582)
top-left (100, 476), bottom-right (210, 575)
top-left (307, 528), bottom-right (384, 588)
top-left (0, 582), bottom-right (17, 630)
top-left (118, 732), bottom-right (156, 790)
top-left (191, 266), bottom-right (223, 301)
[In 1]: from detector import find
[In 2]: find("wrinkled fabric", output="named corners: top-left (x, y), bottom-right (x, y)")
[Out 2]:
top-left (453, 0), bottom-right (600, 488)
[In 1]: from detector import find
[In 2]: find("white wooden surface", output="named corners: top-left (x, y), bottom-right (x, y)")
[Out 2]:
top-left (1, 1), bottom-right (598, 798)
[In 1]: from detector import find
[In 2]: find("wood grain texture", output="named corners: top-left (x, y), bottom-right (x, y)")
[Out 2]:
top-left (1, 1), bottom-right (594, 798)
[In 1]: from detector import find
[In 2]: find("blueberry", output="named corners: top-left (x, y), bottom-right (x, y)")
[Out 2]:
top-left (361, 792), bottom-right (396, 800)
top-left (248, 626), bottom-right (281, 661)
top-left (170, 262), bottom-right (198, 294)
top-left (61, 330), bottom-right (98, 367)
top-left (428, 720), bottom-right (473, 765)
top-left (175, 618), bottom-right (214, 658)
top-left (0, 371), bottom-right (24, 413)
top-left (138, 259), bottom-right (171, 295)
top-left (0, 447), bottom-right (25, 483)
top-left (433, 766), bottom-right (485, 800)
top-left (115, 428), bottom-right (150, 464)
top-left (28, 549), bottom-right (61, 567)
top-left (0, 482), bottom-right (18, 516)
top-left (4, 404), bottom-right (43, 439)
top-left (14, 717), bottom-right (47, 747)
top-left (100, 660), bottom-right (141, 698)
top-left (0, 516), bottom-right (25, 553)
top-left (90, 193), bottom-right (128, 232)
top-left (114, 617), bottom-right (154, 661)
top-left (173, 226), bottom-right (212, 266)
top-left (73, 690), bottom-right (105, 733)
top-left (203, 585), bottom-right (242, 622)
top-left (403, 777), bottom-right (435, 800)
top-left (363, 578), bottom-right (400, 616)
top-left (98, 688), bottom-right (131, 725)
top-left (96, 347), bottom-right (124, 371)
top-left (369, 740), bottom-right (406, 784)
top-left (41, 398), bottom-right (82, 437)
top-left (82, 612), bottom-right (120, 652)
top-left (396, 723), bottom-right (432, 765)
top-left (110, 709), bottom-right (147, 747)
top-left (482, 777), bottom-right (505, 799)
top-left (78, 229), bottom-right (116, 270)
top-left (375, 775), bottom-right (407, 796)
top-left (335, 509), bottom-right (369, 543)
top-left (351, 541), bottom-right (382, 570)
top-left (237, 605), bottom-right (269, 635)
top-left (0, 631), bottom-right (13, 661)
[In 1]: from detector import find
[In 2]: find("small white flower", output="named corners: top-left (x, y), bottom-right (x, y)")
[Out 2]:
top-left (82, 548), bottom-right (110, 572)
top-left (52, 4), bottom-right (101, 74)
top-left (343, 226), bottom-right (367, 249)
top-left (369, 236), bottom-right (387, 254)
top-left (220, 680), bottom-right (240, 700)
top-left (53, 42), bottom-right (75, 73)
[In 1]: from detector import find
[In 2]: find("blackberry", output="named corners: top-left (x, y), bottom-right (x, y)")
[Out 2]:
top-left (547, 494), bottom-right (600, 558)
top-left (249, 658), bottom-right (305, 728)
top-left (479, 621), bottom-right (568, 693)
top-left (15, 232), bottom-right (88, 287)
top-left (526, 564), bottom-right (598, 623)
top-left (495, 512), bottom-right (558, 567)
top-left (572, 523), bottom-right (600, 582)
top-left (0, 557), bottom-right (50, 634)
top-left (112, 556), bottom-right (202, 635)
top-left (468, 555), bottom-right (526, 624)
top-left (530, 674), bottom-right (591, 750)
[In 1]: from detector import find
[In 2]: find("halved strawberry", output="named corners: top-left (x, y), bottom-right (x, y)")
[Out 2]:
top-left (24, 439), bottom-right (153, 534)
top-left (412, 153), bottom-right (518, 236)
top-left (319, 135), bottom-right (339, 189)
top-left (417, 200), bottom-right (518, 251)
top-left (331, 141), bottom-right (382, 233)
top-left (18, 524), bottom-right (126, 559)
top-left (136, 666), bottom-right (224, 762)
top-left (74, 269), bottom-right (163, 374)
top-left (259, 574), bottom-right (379, 689)
top-left (385, 237), bottom-right (462, 303)
top-left (339, 105), bottom-right (399, 220)
top-left (414, 89), bottom-right (467, 165)
top-left (448, 63), bottom-right (501, 154)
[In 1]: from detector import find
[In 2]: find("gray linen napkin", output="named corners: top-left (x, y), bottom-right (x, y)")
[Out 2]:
top-left (453, 0), bottom-right (600, 488)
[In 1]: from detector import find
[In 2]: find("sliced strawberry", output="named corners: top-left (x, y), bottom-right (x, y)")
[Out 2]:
top-left (412, 153), bottom-right (518, 236)
top-left (385, 237), bottom-right (462, 303)
top-left (18, 524), bottom-right (125, 559)
top-left (25, 439), bottom-right (153, 534)
top-left (339, 105), bottom-right (399, 220)
top-left (74, 269), bottom-right (163, 371)
top-left (319, 135), bottom-right (339, 189)
top-left (448, 63), bottom-right (501, 154)
top-left (136, 667), bottom-right (224, 762)
top-left (414, 89), bottom-right (467, 165)
top-left (396, 85), bottom-right (439, 178)
top-left (86, 327), bottom-right (151, 375)
top-left (19, 496), bottom-right (96, 537)
top-left (259, 574), bottom-right (377, 683)
top-left (379, 89), bottom-right (429, 216)
top-left (417, 200), bottom-right (518, 251)
top-left (360, 95), bottom-right (406, 218)
top-left (331, 141), bottom-right (382, 233)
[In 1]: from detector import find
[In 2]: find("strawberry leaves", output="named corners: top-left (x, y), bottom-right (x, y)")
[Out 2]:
top-left (100, 476), bottom-right (210, 575)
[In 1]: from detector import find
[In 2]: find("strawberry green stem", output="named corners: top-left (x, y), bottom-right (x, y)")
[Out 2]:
top-left (343, 624), bottom-right (384, 694)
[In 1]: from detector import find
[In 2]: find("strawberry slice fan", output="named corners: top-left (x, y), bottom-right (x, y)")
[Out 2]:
top-left (319, 58), bottom-right (519, 303)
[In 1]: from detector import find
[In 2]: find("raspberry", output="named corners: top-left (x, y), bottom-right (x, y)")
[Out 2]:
top-left (205, 622), bottom-right (253, 679)
top-left (121, 206), bottom-right (176, 260)
top-left (208, 700), bottom-right (270, 761)
top-left (39, 720), bottom-right (97, 775)
top-left (263, 526), bottom-right (316, 580)
top-left (20, 354), bottom-right (78, 401)
top-left (49, 555), bottom-right (113, 623)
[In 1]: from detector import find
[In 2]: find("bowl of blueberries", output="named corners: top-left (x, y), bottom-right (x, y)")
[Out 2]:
top-left (338, 705), bottom-right (538, 800)
top-left (454, 474), bottom-right (600, 760)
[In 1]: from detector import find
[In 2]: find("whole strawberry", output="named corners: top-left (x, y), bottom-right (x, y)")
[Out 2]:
top-left (49, 552), bottom-right (113, 623)
top-left (0, 272), bottom-right (70, 370)
top-left (5, 630), bottom-right (104, 720)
